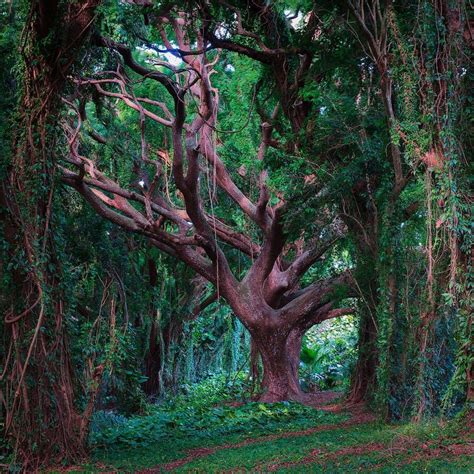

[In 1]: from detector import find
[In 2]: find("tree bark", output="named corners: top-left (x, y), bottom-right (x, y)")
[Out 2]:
top-left (349, 309), bottom-right (377, 403)
top-left (253, 329), bottom-right (303, 402)
top-left (143, 318), bottom-right (162, 397)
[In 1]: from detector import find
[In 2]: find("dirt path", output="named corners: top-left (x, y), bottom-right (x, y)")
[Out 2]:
top-left (138, 392), bottom-right (375, 473)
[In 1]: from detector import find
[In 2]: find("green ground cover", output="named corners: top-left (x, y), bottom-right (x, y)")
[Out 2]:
top-left (60, 387), bottom-right (472, 473)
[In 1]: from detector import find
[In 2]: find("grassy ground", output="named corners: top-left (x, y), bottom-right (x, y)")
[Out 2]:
top-left (60, 394), bottom-right (473, 473)
top-left (167, 420), bottom-right (472, 473)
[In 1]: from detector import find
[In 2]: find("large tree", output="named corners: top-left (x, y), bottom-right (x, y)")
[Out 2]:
top-left (61, 5), bottom-right (353, 402)
top-left (345, 0), bottom-right (472, 417)
top-left (1, 0), bottom-right (100, 468)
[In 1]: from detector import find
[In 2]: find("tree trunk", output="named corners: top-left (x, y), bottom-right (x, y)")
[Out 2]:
top-left (226, 277), bottom-right (351, 403)
top-left (252, 329), bottom-right (304, 402)
top-left (349, 309), bottom-right (377, 403)
top-left (143, 318), bottom-right (162, 397)
top-left (2, 2), bottom-right (99, 468)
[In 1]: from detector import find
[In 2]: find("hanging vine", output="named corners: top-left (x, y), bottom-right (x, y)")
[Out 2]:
top-left (1, 1), bottom-right (99, 469)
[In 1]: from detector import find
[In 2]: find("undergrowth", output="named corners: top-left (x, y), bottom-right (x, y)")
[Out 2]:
top-left (84, 414), bottom-right (472, 472)
top-left (77, 377), bottom-right (472, 473)
top-left (89, 374), bottom-right (345, 450)
top-left (90, 399), bottom-right (345, 450)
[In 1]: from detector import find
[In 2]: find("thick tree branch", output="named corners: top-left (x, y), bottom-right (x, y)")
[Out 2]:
top-left (278, 271), bottom-right (352, 325)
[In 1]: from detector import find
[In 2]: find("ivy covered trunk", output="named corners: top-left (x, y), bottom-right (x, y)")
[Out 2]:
top-left (143, 318), bottom-right (163, 397)
top-left (2, 1), bottom-right (99, 469)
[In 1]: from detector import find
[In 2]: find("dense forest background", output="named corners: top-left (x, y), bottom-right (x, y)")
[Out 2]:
top-left (0, 0), bottom-right (472, 471)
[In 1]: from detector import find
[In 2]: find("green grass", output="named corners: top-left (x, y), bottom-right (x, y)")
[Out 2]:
top-left (66, 403), bottom-right (474, 474)
top-left (175, 421), bottom-right (472, 473)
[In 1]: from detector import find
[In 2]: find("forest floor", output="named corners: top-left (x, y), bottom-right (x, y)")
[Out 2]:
top-left (60, 391), bottom-right (473, 473)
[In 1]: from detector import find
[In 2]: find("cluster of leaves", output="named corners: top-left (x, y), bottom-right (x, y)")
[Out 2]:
top-left (174, 373), bottom-right (251, 406)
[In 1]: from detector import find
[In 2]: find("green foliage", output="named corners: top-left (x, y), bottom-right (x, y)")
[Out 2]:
top-left (174, 373), bottom-right (251, 408)
top-left (300, 317), bottom-right (357, 390)
top-left (89, 375), bottom-right (345, 451)
top-left (86, 402), bottom-right (471, 472)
